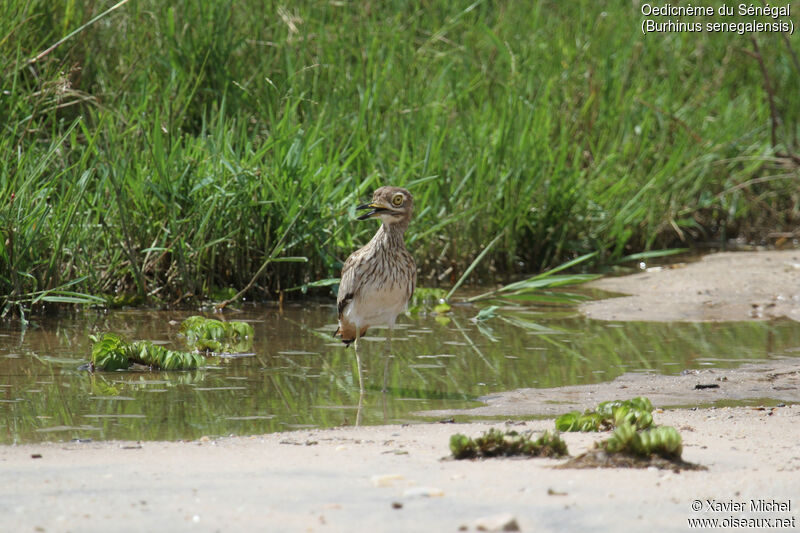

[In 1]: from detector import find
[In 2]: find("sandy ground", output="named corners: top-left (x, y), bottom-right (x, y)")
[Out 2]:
top-left (580, 250), bottom-right (800, 322)
top-left (3, 250), bottom-right (800, 532)
top-left (2, 404), bottom-right (799, 533)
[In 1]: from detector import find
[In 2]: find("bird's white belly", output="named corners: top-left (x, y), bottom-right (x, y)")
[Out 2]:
top-left (345, 284), bottom-right (409, 330)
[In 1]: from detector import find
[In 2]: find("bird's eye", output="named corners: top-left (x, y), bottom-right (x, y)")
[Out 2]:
top-left (391, 194), bottom-right (404, 206)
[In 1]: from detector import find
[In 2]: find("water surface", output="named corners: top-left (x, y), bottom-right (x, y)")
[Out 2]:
top-left (1, 301), bottom-right (798, 443)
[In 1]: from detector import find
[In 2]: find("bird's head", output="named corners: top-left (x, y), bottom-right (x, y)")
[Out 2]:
top-left (356, 186), bottom-right (414, 226)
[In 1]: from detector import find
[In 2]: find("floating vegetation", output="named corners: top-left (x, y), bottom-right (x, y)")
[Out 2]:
top-left (178, 316), bottom-right (254, 353)
top-left (88, 316), bottom-right (253, 371)
top-left (555, 397), bottom-right (654, 432)
top-left (90, 333), bottom-right (205, 371)
top-left (450, 429), bottom-right (568, 460)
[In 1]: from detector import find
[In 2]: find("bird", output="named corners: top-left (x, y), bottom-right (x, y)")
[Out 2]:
top-left (335, 186), bottom-right (417, 393)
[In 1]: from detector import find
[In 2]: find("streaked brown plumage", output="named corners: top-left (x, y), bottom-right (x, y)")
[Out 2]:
top-left (335, 186), bottom-right (416, 391)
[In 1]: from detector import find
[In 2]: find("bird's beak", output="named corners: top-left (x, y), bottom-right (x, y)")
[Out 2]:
top-left (356, 201), bottom-right (390, 220)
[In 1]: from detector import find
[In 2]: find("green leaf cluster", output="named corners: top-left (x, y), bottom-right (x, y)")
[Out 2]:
top-left (90, 333), bottom-right (205, 371)
top-left (555, 397), bottom-right (654, 432)
top-left (179, 316), bottom-right (254, 353)
top-left (450, 429), bottom-right (568, 460)
top-left (90, 333), bottom-right (131, 371)
top-left (599, 423), bottom-right (683, 460)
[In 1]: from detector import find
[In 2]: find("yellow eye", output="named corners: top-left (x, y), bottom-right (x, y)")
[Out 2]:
top-left (391, 194), bottom-right (404, 206)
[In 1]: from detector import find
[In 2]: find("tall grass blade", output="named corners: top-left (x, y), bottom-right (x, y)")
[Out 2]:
top-left (445, 230), bottom-right (504, 302)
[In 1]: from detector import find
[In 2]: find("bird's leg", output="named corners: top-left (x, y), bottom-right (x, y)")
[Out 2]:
top-left (354, 333), bottom-right (365, 394)
top-left (354, 333), bottom-right (365, 426)
top-left (356, 385), bottom-right (364, 427)
top-left (381, 384), bottom-right (388, 422)
top-left (382, 326), bottom-right (393, 393)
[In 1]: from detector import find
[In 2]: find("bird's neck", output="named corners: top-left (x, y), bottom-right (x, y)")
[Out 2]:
top-left (373, 221), bottom-right (408, 250)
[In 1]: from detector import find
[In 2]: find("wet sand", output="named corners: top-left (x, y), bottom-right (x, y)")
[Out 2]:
top-left (3, 250), bottom-right (800, 532)
top-left (423, 358), bottom-right (800, 419)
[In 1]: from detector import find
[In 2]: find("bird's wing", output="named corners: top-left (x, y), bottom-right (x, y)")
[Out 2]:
top-left (337, 252), bottom-right (360, 318)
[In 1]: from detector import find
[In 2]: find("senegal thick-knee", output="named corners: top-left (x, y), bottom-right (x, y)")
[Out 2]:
top-left (335, 186), bottom-right (416, 391)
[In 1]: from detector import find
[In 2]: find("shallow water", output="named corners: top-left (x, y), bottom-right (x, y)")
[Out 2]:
top-left (1, 301), bottom-right (799, 444)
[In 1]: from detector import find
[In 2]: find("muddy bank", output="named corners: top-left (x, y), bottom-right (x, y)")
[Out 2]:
top-left (580, 250), bottom-right (800, 322)
top-left (423, 359), bottom-right (800, 419)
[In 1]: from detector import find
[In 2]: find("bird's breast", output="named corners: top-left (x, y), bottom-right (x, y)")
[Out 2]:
top-left (344, 281), bottom-right (410, 329)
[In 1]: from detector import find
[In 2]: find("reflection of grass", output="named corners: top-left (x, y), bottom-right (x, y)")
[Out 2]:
top-left (371, 386), bottom-right (474, 402)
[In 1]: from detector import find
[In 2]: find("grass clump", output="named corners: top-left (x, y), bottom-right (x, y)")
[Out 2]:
top-left (90, 333), bottom-right (205, 371)
top-left (179, 315), bottom-right (254, 353)
top-left (555, 397), bottom-right (654, 432)
top-left (450, 429), bottom-right (568, 460)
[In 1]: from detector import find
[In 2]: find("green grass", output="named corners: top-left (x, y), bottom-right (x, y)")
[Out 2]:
top-left (1, 1), bottom-right (799, 315)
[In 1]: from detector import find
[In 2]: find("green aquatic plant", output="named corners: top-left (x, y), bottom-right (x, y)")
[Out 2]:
top-left (88, 316), bottom-right (253, 371)
top-left (90, 333), bottom-right (131, 371)
top-left (555, 397), bottom-right (654, 432)
top-left (599, 423), bottom-right (683, 460)
top-left (450, 429), bottom-right (568, 460)
top-left (179, 316), bottom-right (254, 353)
top-left (90, 333), bottom-right (205, 371)
top-left (554, 397), bottom-right (690, 468)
